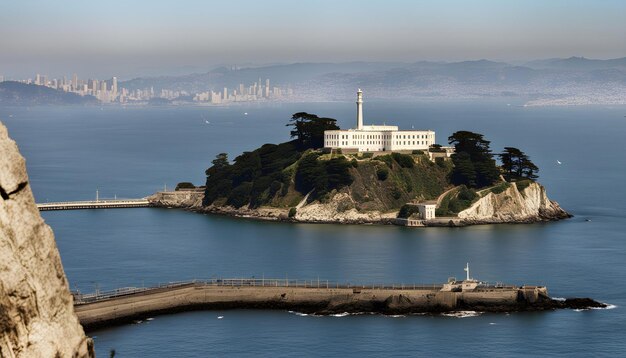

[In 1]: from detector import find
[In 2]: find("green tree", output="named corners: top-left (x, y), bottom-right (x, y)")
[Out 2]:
top-left (448, 131), bottom-right (499, 188)
top-left (206, 153), bottom-right (229, 176)
top-left (498, 147), bottom-right (539, 181)
top-left (287, 112), bottom-right (339, 149)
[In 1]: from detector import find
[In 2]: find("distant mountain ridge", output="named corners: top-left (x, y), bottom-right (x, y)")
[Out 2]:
top-left (524, 56), bottom-right (626, 71)
top-left (0, 81), bottom-right (97, 105)
top-left (118, 57), bottom-right (626, 105)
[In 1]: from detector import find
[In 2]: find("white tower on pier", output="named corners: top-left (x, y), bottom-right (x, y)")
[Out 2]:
top-left (356, 89), bottom-right (363, 130)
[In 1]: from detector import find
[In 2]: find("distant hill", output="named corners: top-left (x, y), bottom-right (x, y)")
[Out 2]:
top-left (0, 81), bottom-right (98, 105)
top-left (119, 62), bottom-right (409, 92)
top-left (524, 56), bottom-right (626, 71)
top-left (117, 57), bottom-right (626, 104)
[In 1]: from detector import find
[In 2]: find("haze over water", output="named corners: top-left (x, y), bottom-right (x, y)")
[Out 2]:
top-left (2, 101), bottom-right (626, 356)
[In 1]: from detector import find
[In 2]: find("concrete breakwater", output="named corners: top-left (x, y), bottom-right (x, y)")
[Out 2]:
top-left (73, 278), bottom-right (605, 332)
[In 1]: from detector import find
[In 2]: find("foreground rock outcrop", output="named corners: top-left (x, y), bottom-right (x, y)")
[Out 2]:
top-left (0, 122), bottom-right (94, 357)
top-left (457, 182), bottom-right (571, 224)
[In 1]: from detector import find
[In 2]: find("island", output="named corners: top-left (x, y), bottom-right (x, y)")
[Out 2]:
top-left (149, 90), bottom-right (570, 226)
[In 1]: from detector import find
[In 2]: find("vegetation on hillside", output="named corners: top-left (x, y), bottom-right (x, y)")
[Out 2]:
top-left (287, 112), bottom-right (339, 149)
top-left (203, 113), bottom-right (345, 208)
top-left (448, 131), bottom-right (500, 188)
top-left (498, 147), bottom-right (539, 181)
top-left (202, 116), bottom-right (543, 216)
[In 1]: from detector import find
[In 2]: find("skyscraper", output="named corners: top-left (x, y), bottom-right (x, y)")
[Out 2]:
top-left (72, 73), bottom-right (78, 91)
top-left (112, 77), bottom-right (118, 99)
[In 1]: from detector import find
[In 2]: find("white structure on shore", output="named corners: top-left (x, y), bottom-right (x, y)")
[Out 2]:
top-left (324, 89), bottom-right (435, 152)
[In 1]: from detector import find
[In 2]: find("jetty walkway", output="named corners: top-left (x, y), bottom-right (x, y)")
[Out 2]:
top-left (72, 278), bottom-right (536, 331)
top-left (37, 198), bottom-right (151, 211)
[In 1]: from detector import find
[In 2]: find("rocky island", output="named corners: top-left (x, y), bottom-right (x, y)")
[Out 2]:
top-left (150, 91), bottom-right (570, 226)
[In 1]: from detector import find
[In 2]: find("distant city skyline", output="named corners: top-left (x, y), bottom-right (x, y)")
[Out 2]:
top-left (1, 0), bottom-right (625, 78)
top-left (5, 72), bottom-right (293, 104)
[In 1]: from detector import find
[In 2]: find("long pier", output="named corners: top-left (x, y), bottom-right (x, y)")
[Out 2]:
top-left (72, 278), bottom-right (551, 332)
top-left (37, 198), bottom-right (151, 211)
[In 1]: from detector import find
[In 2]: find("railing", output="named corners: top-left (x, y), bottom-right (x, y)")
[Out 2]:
top-left (72, 278), bottom-right (445, 305)
top-left (37, 198), bottom-right (151, 211)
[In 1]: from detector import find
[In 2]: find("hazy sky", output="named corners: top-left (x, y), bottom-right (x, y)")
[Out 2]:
top-left (1, 0), bottom-right (624, 79)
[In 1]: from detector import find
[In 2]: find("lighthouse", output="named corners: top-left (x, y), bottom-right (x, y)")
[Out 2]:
top-left (356, 89), bottom-right (363, 130)
top-left (323, 89), bottom-right (436, 152)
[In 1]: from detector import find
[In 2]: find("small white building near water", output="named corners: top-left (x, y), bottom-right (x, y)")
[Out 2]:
top-left (324, 89), bottom-right (435, 152)
top-left (418, 203), bottom-right (436, 220)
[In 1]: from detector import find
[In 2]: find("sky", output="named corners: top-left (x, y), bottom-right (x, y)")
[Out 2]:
top-left (0, 0), bottom-right (624, 79)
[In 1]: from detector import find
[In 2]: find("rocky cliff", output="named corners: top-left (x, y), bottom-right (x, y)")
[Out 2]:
top-left (0, 122), bottom-right (94, 357)
top-left (457, 182), bottom-right (570, 224)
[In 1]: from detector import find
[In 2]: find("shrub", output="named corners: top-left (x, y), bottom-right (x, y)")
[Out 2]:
top-left (269, 180), bottom-right (283, 196)
top-left (391, 187), bottom-right (402, 200)
top-left (361, 152), bottom-right (373, 159)
top-left (374, 154), bottom-right (393, 167)
top-left (515, 179), bottom-right (532, 192)
top-left (376, 167), bottom-right (389, 181)
top-left (398, 204), bottom-right (419, 218)
top-left (392, 152), bottom-right (415, 168)
top-left (175, 182), bottom-right (196, 190)
top-left (351, 158), bottom-right (359, 168)
top-left (288, 207), bottom-right (297, 218)
top-left (457, 185), bottom-right (478, 201)
top-left (294, 153), bottom-right (353, 198)
top-left (226, 182), bottom-right (253, 208)
top-left (490, 182), bottom-right (510, 195)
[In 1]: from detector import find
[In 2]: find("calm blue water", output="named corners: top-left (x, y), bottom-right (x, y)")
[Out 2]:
top-left (2, 102), bottom-right (626, 357)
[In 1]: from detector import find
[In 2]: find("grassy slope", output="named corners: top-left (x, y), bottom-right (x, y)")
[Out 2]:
top-left (205, 146), bottom-right (452, 213)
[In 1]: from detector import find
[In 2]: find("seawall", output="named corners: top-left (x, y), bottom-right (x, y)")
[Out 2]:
top-left (73, 280), bottom-right (602, 332)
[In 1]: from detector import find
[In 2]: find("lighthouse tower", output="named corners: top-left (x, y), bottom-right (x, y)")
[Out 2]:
top-left (356, 89), bottom-right (363, 130)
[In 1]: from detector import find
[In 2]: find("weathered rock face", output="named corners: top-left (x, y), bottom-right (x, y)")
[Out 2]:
top-left (457, 182), bottom-right (570, 224)
top-left (0, 122), bottom-right (94, 357)
top-left (294, 192), bottom-right (396, 223)
top-left (147, 190), bottom-right (204, 208)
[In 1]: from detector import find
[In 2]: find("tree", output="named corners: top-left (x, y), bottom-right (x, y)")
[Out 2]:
top-left (206, 153), bottom-right (229, 176)
top-left (287, 112), bottom-right (339, 149)
top-left (498, 147), bottom-right (539, 181)
top-left (448, 131), bottom-right (499, 188)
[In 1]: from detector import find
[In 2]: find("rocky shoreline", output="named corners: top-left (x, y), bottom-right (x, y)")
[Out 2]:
top-left (148, 180), bottom-right (571, 227)
top-left (79, 296), bottom-right (607, 332)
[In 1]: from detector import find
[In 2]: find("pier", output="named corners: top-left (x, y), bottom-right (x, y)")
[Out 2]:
top-left (37, 198), bottom-right (151, 211)
top-left (72, 277), bottom-right (552, 331)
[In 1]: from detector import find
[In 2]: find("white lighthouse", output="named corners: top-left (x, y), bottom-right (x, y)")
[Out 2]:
top-left (356, 88), bottom-right (363, 130)
top-left (323, 90), bottom-right (435, 153)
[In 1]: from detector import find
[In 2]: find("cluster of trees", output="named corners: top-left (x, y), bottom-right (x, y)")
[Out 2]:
top-left (498, 147), bottom-right (539, 181)
top-left (295, 153), bottom-right (354, 199)
top-left (204, 112), bottom-right (346, 208)
top-left (287, 112), bottom-right (339, 149)
top-left (448, 131), bottom-right (539, 188)
top-left (448, 131), bottom-right (500, 188)
top-left (203, 141), bottom-right (302, 207)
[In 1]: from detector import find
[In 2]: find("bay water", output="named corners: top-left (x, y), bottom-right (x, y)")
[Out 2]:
top-left (2, 101), bottom-right (625, 357)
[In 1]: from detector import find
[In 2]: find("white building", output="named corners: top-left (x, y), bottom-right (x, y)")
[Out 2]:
top-left (417, 203), bottom-right (436, 220)
top-left (324, 89), bottom-right (435, 152)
